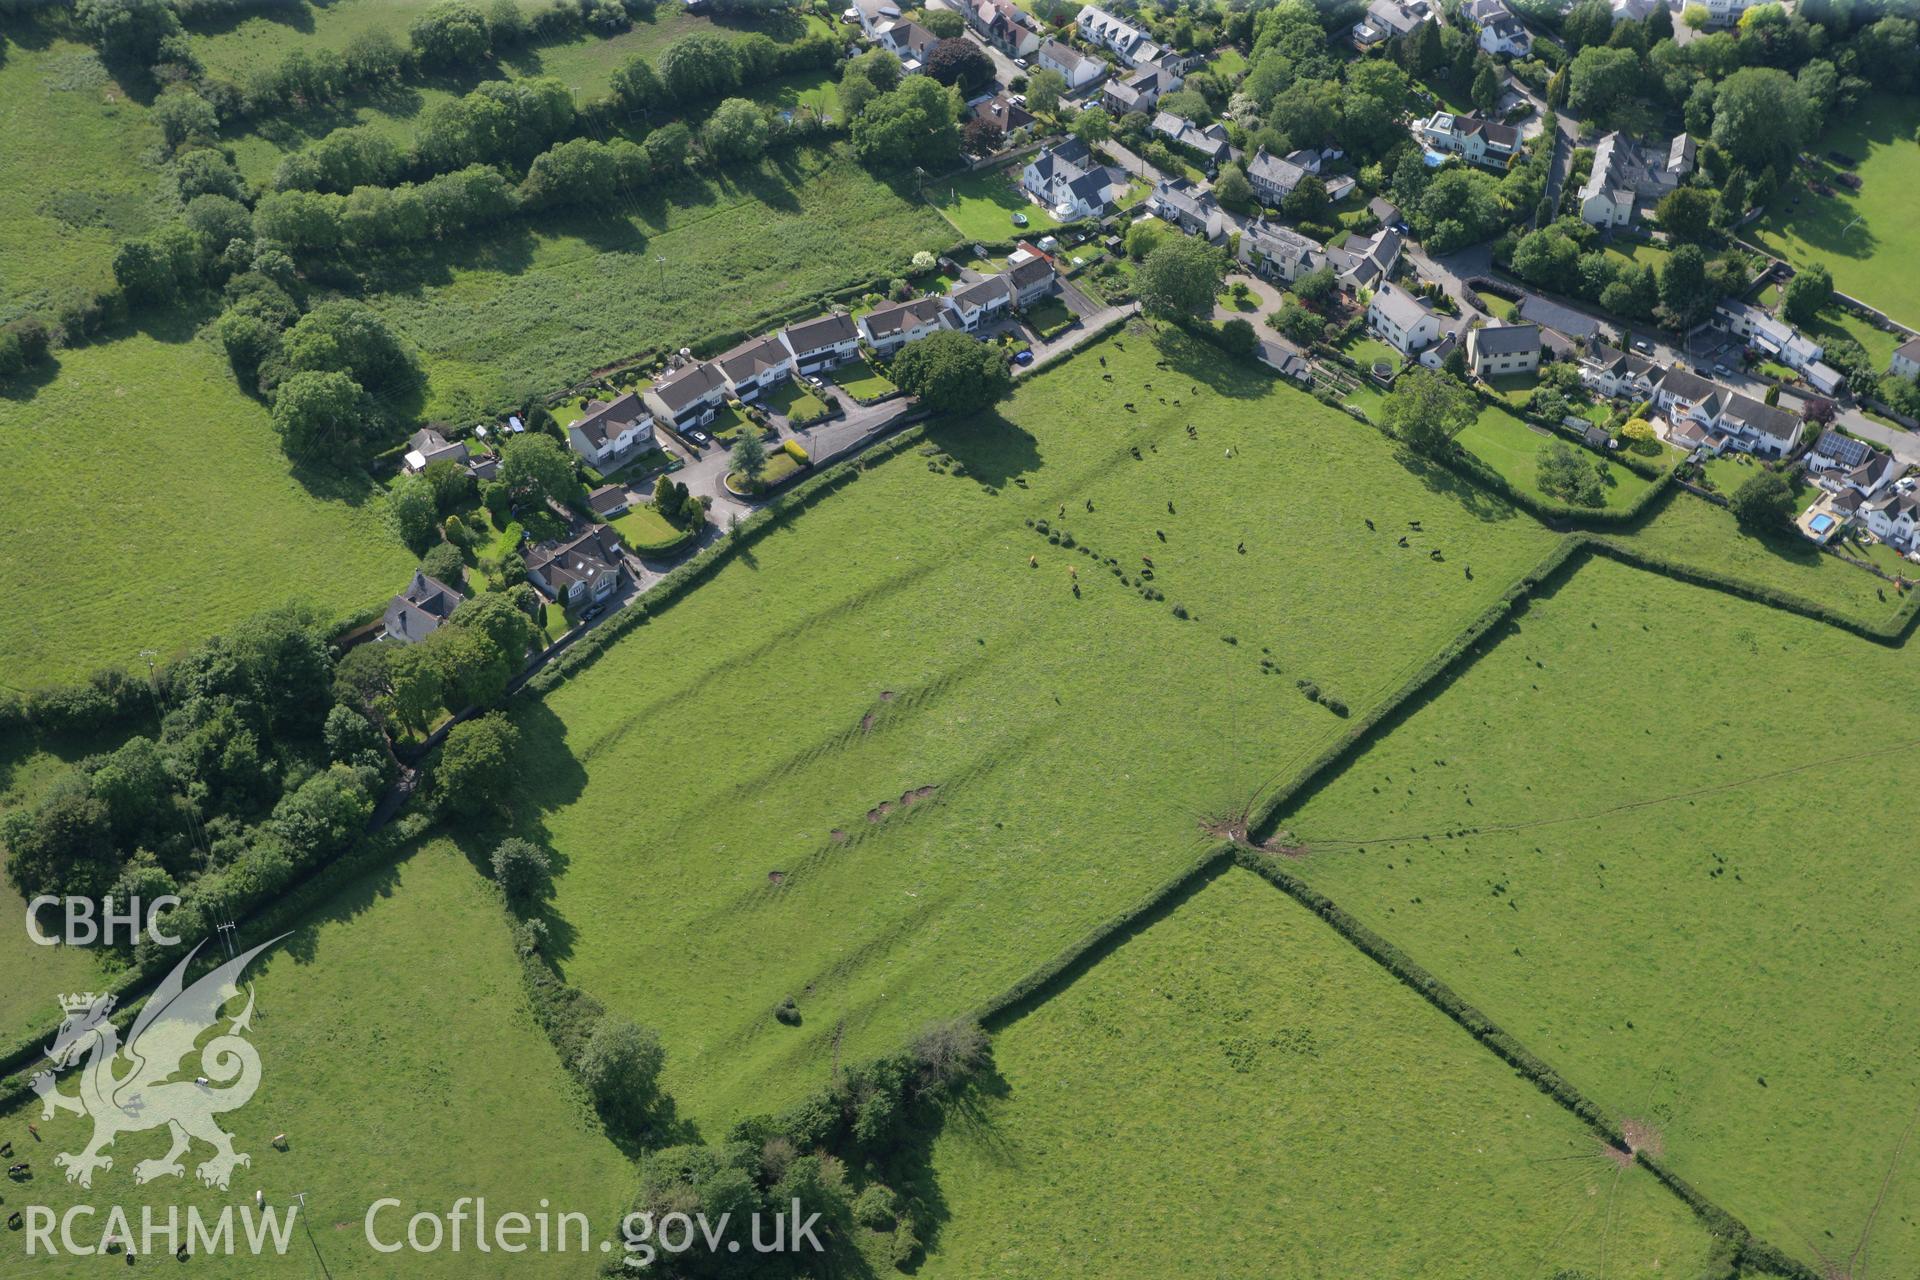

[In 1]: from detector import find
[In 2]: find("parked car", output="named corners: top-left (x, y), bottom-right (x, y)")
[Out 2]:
top-left (581, 605), bottom-right (605, 622)
top-left (1014, 350), bottom-right (1034, 365)
top-left (685, 426), bottom-right (711, 446)
top-left (1714, 363), bottom-right (1731, 376)
top-left (1632, 339), bottom-right (1652, 353)
top-left (1014, 57), bottom-right (1029, 69)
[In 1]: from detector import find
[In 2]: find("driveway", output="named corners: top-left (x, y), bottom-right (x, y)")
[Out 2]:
top-left (1211, 271), bottom-right (1284, 326)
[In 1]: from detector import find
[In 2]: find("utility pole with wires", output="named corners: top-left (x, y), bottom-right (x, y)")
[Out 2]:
top-left (290, 1192), bottom-right (334, 1280)
top-left (216, 919), bottom-right (240, 963)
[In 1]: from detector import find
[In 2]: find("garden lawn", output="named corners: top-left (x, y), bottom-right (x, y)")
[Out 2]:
top-left (920, 869), bottom-right (1715, 1279)
top-left (924, 166), bottom-right (1061, 241)
top-left (610, 504), bottom-right (688, 554)
top-left (358, 146), bottom-right (948, 420)
top-left (1, 837), bottom-right (632, 1277)
top-left (1456, 404), bottom-right (1655, 511)
top-left (0, 332), bottom-right (415, 689)
top-left (0, 32), bottom-right (170, 317)
top-left (504, 328), bottom-right (1561, 1131)
top-left (1275, 556), bottom-right (1920, 1277)
top-left (1753, 93), bottom-right (1920, 327)
top-left (1616, 488), bottom-right (1906, 630)
top-left (827, 356), bottom-right (896, 403)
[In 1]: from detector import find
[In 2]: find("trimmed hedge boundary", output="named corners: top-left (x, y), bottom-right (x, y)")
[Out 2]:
top-left (1439, 442), bottom-right (1678, 527)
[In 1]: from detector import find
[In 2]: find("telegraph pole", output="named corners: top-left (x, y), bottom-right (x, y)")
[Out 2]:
top-left (291, 1192), bottom-right (333, 1280)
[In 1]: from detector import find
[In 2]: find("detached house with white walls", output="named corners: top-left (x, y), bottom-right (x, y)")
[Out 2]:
top-left (781, 312), bottom-right (860, 374)
top-left (1037, 39), bottom-right (1105, 91)
top-left (566, 392), bottom-right (657, 467)
top-left (858, 296), bottom-right (948, 354)
top-left (644, 359), bottom-right (729, 432)
top-left (1417, 111), bottom-right (1520, 167)
top-left (1022, 140), bottom-right (1129, 220)
top-left (1466, 323), bottom-right (1541, 379)
top-left (1238, 218), bottom-right (1325, 283)
top-left (1368, 284), bottom-right (1442, 356)
top-left (714, 334), bottom-right (795, 403)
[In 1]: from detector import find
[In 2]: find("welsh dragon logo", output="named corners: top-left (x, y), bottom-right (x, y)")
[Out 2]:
top-left (31, 936), bottom-right (286, 1191)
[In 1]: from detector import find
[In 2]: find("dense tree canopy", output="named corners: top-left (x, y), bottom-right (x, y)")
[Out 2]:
top-left (890, 330), bottom-right (1012, 413)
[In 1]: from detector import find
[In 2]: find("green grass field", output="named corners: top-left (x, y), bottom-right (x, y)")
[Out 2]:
top-left (924, 166), bottom-right (1062, 241)
top-left (359, 146), bottom-right (949, 419)
top-left (826, 355), bottom-right (896, 402)
top-left (921, 868), bottom-right (1715, 1278)
top-left (1276, 556), bottom-right (1920, 1276)
top-left (1754, 93), bottom-right (1920, 327)
top-left (1616, 488), bottom-right (1906, 630)
top-left (1456, 404), bottom-right (1655, 511)
top-left (610, 504), bottom-right (687, 553)
top-left (0, 32), bottom-right (170, 317)
top-left (0, 331), bottom-right (414, 688)
top-left (503, 329), bottom-right (1561, 1130)
top-left (3, 838), bottom-right (632, 1277)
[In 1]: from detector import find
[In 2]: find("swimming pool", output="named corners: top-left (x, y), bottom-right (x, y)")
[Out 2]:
top-left (1423, 149), bottom-right (1450, 167)
top-left (1809, 513), bottom-right (1836, 536)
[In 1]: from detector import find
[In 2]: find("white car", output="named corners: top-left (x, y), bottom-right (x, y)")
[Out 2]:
top-left (1014, 57), bottom-right (1029, 69)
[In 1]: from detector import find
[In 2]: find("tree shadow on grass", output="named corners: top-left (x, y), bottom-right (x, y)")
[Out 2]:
top-left (924, 411), bottom-right (1042, 491)
top-left (1148, 325), bottom-right (1272, 401)
top-left (0, 353), bottom-right (63, 405)
top-left (179, 0), bottom-right (315, 39)
top-left (274, 847), bottom-right (409, 967)
top-left (1394, 446), bottom-right (1528, 524)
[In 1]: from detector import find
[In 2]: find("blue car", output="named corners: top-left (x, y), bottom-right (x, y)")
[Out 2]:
top-left (1014, 350), bottom-right (1034, 365)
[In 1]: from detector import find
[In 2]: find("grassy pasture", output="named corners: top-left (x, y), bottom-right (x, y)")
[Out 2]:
top-left (921, 868), bottom-right (1715, 1279)
top-left (1753, 93), bottom-right (1920, 327)
top-left (1455, 403), bottom-right (1655, 511)
top-left (924, 166), bottom-right (1064, 241)
top-left (1276, 556), bottom-right (1920, 1276)
top-left (357, 146), bottom-right (950, 419)
top-left (2, 837), bottom-right (632, 1277)
top-left (0, 331), bottom-right (414, 689)
top-left (0, 33), bottom-right (170, 317)
top-left (504, 329), bottom-right (1561, 1130)
top-left (1616, 488), bottom-right (1906, 630)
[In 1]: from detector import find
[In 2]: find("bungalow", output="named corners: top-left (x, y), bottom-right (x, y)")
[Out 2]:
top-left (1578, 340), bottom-right (1661, 400)
top-left (968, 92), bottom-right (1035, 141)
top-left (1022, 140), bottom-right (1129, 220)
top-left (567, 392), bottom-right (657, 467)
top-left (1245, 147), bottom-right (1309, 206)
top-left (1351, 0), bottom-right (1435, 49)
top-left (1889, 335), bottom-right (1920, 382)
top-left (1466, 323), bottom-right (1541, 379)
top-left (381, 570), bottom-right (462, 644)
top-left (1418, 111), bottom-right (1520, 167)
top-left (644, 359), bottom-right (729, 432)
top-left (1714, 299), bottom-right (1823, 372)
top-left (1151, 111), bottom-right (1231, 165)
top-left (1257, 338), bottom-right (1314, 384)
top-left (1863, 486), bottom-right (1920, 552)
top-left (588, 483), bottom-right (630, 519)
top-left (781, 312), bottom-right (860, 374)
top-left (943, 274), bottom-right (1016, 332)
top-left (403, 426), bottom-right (470, 475)
top-left (1146, 177), bottom-right (1227, 242)
top-left (1418, 328), bottom-right (1462, 371)
top-left (858, 296), bottom-right (949, 354)
top-left (964, 0), bottom-right (1039, 57)
top-left (1806, 429), bottom-right (1901, 496)
top-left (846, 0), bottom-right (901, 38)
top-left (1368, 196), bottom-right (1404, 230)
top-left (1368, 283), bottom-right (1442, 356)
top-left (1037, 38), bottom-right (1105, 91)
top-left (877, 19), bottom-right (938, 69)
top-left (1076, 3), bottom-right (1151, 63)
top-left (527, 525), bottom-right (625, 607)
top-left (1464, 0), bottom-right (1532, 55)
top-left (1238, 217), bottom-right (1324, 283)
top-left (1326, 226), bottom-right (1403, 291)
